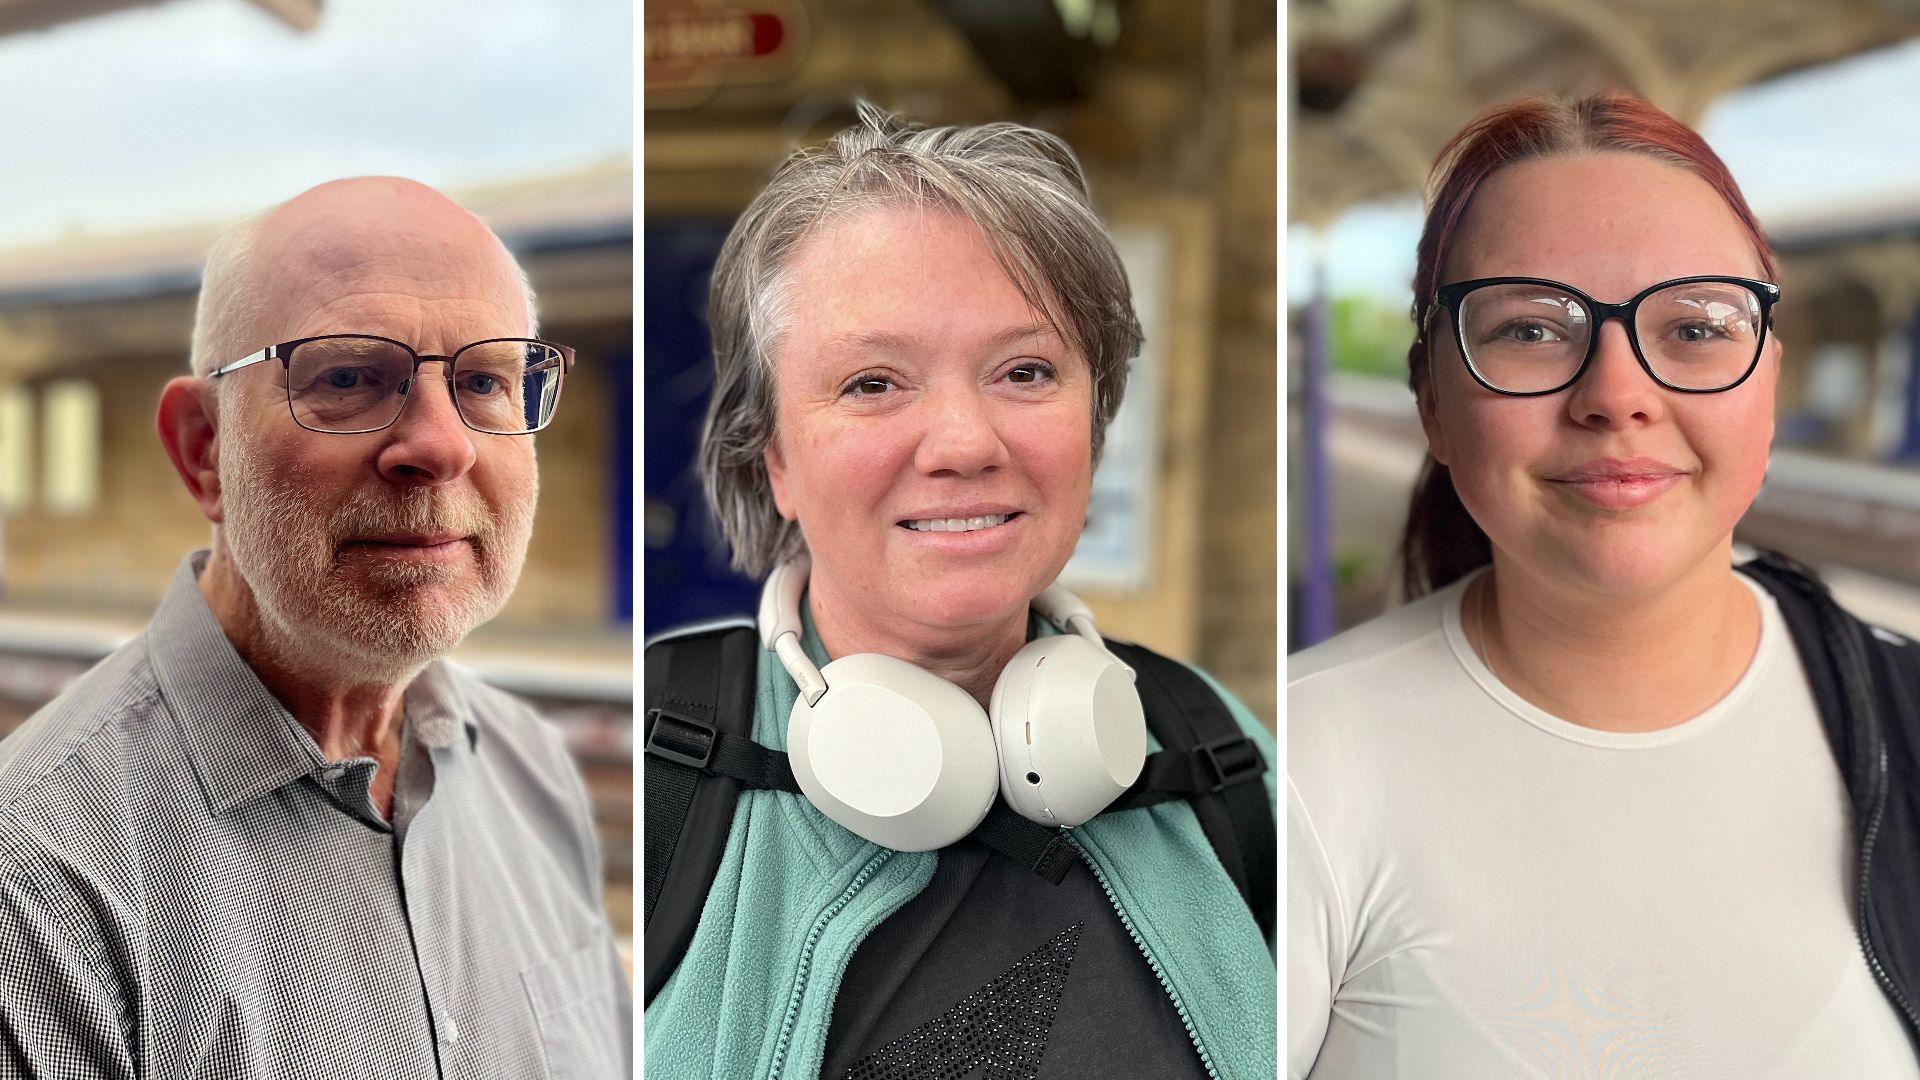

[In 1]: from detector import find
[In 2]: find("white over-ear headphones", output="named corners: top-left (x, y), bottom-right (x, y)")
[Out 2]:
top-left (758, 556), bottom-right (1147, 851)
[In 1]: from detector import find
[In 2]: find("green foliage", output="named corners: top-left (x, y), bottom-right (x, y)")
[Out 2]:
top-left (1333, 550), bottom-right (1372, 589)
top-left (1328, 294), bottom-right (1413, 379)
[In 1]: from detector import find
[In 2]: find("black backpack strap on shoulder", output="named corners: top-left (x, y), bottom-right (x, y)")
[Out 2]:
top-left (1104, 641), bottom-right (1275, 941)
top-left (642, 623), bottom-right (768, 1006)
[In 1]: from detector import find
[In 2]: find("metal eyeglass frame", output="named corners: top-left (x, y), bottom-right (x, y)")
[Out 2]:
top-left (1428, 275), bottom-right (1781, 397)
top-left (209, 333), bottom-right (577, 435)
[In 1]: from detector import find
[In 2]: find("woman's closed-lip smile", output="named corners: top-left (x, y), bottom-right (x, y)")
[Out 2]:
top-left (1546, 457), bottom-right (1692, 511)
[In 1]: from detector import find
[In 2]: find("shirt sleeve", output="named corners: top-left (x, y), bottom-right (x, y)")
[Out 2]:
top-left (1287, 777), bottom-right (1345, 1080)
top-left (0, 832), bottom-right (135, 1079)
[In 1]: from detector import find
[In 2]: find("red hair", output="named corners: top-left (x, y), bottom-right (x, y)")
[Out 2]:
top-left (1400, 94), bottom-right (1778, 598)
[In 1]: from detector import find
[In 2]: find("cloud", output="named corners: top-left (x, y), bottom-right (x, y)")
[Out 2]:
top-left (0, 0), bottom-right (631, 245)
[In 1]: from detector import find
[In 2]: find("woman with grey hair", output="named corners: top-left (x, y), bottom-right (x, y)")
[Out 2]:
top-left (643, 105), bottom-right (1277, 1080)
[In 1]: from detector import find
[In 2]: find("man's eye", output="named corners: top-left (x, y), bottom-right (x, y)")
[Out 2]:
top-left (314, 367), bottom-right (385, 392)
top-left (462, 373), bottom-right (505, 395)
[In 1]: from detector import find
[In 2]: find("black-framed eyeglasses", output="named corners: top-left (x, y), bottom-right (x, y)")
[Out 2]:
top-left (1427, 275), bottom-right (1781, 396)
top-left (210, 334), bottom-right (575, 435)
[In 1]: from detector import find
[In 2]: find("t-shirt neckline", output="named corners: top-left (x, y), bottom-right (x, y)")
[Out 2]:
top-left (1440, 566), bottom-right (1782, 750)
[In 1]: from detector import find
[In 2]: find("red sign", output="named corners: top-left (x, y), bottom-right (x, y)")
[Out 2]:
top-left (645, 1), bottom-right (807, 104)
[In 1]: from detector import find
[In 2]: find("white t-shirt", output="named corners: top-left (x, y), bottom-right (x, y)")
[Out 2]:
top-left (1287, 570), bottom-right (1918, 1080)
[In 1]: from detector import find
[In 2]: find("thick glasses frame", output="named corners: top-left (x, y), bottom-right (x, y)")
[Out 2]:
top-left (210, 334), bottom-right (576, 435)
top-left (1429, 275), bottom-right (1781, 397)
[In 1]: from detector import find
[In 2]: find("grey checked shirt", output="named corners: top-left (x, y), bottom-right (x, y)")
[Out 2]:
top-left (0, 553), bottom-right (630, 1079)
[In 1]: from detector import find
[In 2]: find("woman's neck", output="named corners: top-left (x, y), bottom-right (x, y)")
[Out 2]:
top-left (1468, 545), bottom-right (1762, 732)
top-left (805, 573), bottom-right (1030, 709)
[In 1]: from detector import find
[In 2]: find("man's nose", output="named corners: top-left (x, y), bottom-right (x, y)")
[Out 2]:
top-left (1566, 320), bottom-right (1665, 430)
top-left (376, 359), bottom-right (477, 486)
top-left (912, 383), bottom-right (1010, 477)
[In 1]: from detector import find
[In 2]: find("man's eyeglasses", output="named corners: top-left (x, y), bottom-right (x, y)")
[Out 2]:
top-left (1427, 275), bottom-right (1781, 396)
top-left (210, 335), bottom-right (575, 435)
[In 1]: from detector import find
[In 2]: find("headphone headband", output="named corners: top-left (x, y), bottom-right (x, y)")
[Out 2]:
top-left (757, 556), bottom-right (810, 650)
top-left (758, 556), bottom-right (826, 704)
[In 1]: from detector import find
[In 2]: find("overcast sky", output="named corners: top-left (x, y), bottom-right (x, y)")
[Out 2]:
top-left (1290, 36), bottom-right (1920, 305)
top-left (2, 0), bottom-right (630, 247)
top-left (8, 0), bottom-right (1910, 301)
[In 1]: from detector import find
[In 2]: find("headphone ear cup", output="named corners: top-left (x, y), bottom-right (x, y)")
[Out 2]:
top-left (787, 653), bottom-right (999, 851)
top-left (990, 635), bottom-right (1146, 827)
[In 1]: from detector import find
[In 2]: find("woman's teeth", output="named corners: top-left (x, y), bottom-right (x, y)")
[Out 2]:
top-left (904, 514), bottom-right (1013, 533)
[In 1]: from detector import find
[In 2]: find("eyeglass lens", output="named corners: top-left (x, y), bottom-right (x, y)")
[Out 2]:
top-left (1457, 281), bottom-right (1764, 393)
top-left (285, 337), bottom-right (564, 433)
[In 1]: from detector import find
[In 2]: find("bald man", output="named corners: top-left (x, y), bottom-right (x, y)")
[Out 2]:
top-left (0, 179), bottom-right (629, 1078)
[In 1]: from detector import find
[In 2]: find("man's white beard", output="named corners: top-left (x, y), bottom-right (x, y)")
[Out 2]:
top-left (218, 428), bottom-right (535, 679)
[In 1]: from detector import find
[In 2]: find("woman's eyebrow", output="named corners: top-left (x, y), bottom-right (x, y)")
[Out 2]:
top-left (823, 329), bottom-right (918, 356)
top-left (823, 322), bottom-right (1062, 356)
top-left (984, 322), bottom-right (1061, 349)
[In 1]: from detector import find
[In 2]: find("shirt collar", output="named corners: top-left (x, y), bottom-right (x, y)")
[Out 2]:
top-left (149, 551), bottom-right (481, 816)
top-left (406, 660), bottom-right (484, 754)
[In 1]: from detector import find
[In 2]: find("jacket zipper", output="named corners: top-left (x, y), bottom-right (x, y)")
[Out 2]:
top-left (1829, 592), bottom-right (1920, 1039)
top-left (1857, 742), bottom-right (1920, 1033)
top-left (767, 849), bottom-right (893, 1080)
top-left (1065, 831), bottom-right (1222, 1080)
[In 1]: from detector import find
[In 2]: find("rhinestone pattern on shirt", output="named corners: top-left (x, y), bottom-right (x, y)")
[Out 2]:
top-left (845, 922), bottom-right (1083, 1080)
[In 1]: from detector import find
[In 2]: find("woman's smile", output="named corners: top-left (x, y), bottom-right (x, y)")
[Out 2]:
top-left (896, 509), bottom-right (1027, 553)
top-left (1543, 456), bottom-right (1694, 511)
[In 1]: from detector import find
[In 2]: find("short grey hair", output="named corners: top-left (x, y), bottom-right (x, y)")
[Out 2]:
top-left (699, 103), bottom-right (1143, 577)
top-left (190, 208), bottom-right (271, 377)
top-left (188, 198), bottom-right (540, 379)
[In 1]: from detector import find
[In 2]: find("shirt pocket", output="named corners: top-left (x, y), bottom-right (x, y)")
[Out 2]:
top-left (521, 936), bottom-right (626, 1080)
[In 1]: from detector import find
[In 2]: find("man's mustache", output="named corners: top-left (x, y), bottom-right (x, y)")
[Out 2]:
top-left (327, 493), bottom-right (498, 545)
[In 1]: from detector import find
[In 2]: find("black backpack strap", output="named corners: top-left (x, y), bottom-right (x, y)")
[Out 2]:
top-left (970, 801), bottom-right (1079, 885)
top-left (641, 623), bottom-right (763, 1006)
top-left (1104, 641), bottom-right (1275, 941)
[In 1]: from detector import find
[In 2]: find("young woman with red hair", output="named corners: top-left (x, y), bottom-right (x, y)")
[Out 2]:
top-left (1288, 94), bottom-right (1920, 1077)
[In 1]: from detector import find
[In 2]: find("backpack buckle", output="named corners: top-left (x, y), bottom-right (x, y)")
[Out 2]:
top-left (1196, 735), bottom-right (1264, 793)
top-left (644, 707), bottom-right (717, 770)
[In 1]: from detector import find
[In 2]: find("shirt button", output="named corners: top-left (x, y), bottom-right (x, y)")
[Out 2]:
top-left (321, 766), bottom-right (345, 782)
top-left (442, 1015), bottom-right (459, 1046)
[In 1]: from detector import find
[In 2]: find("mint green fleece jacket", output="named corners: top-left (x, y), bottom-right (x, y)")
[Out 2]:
top-left (644, 620), bottom-right (1279, 1080)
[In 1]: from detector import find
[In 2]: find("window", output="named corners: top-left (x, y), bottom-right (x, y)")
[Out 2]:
top-left (0, 384), bottom-right (29, 513)
top-left (42, 379), bottom-right (100, 515)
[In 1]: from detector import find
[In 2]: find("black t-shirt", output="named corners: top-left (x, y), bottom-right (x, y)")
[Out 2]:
top-left (820, 831), bottom-right (1211, 1080)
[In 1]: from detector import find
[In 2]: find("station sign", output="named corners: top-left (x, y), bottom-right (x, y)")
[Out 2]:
top-left (645, 0), bottom-right (808, 107)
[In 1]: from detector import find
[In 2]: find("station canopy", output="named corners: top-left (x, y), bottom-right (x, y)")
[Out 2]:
top-left (1291, 0), bottom-right (1920, 226)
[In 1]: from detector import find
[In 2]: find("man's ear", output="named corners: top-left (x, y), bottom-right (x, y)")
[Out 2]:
top-left (764, 437), bottom-right (798, 521)
top-left (157, 377), bottom-right (223, 523)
